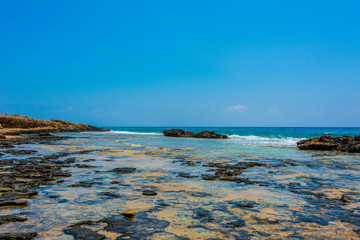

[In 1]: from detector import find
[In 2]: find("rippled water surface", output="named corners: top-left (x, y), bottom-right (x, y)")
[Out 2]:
top-left (1, 127), bottom-right (360, 239)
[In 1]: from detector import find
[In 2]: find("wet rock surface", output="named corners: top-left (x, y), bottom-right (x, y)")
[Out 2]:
top-left (64, 226), bottom-right (105, 240)
top-left (1, 126), bottom-right (360, 239)
top-left (297, 135), bottom-right (360, 153)
top-left (163, 129), bottom-right (229, 139)
top-left (111, 167), bottom-right (136, 174)
top-left (0, 215), bottom-right (27, 225)
top-left (0, 232), bottom-right (37, 239)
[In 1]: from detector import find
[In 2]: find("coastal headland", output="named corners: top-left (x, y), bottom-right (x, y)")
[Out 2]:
top-left (0, 114), bottom-right (109, 140)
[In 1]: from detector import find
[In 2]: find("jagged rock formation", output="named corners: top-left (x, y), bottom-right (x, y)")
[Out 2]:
top-left (0, 114), bottom-right (109, 136)
top-left (163, 129), bottom-right (195, 137)
top-left (193, 130), bottom-right (230, 139)
top-left (297, 135), bottom-right (360, 153)
top-left (163, 129), bottom-right (229, 139)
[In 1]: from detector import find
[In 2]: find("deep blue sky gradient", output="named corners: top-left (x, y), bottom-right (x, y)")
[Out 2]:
top-left (1, 1), bottom-right (360, 126)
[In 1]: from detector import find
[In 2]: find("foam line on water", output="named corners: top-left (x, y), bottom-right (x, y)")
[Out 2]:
top-left (229, 134), bottom-right (305, 147)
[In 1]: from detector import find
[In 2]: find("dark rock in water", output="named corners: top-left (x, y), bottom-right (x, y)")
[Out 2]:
top-left (102, 192), bottom-right (121, 198)
top-left (225, 219), bottom-right (246, 228)
top-left (177, 172), bottom-right (198, 178)
top-left (234, 201), bottom-right (256, 208)
top-left (142, 190), bottom-right (157, 196)
top-left (190, 191), bottom-right (211, 197)
top-left (194, 208), bottom-right (214, 222)
top-left (297, 135), bottom-right (360, 153)
top-left (111, 167), bottom-right (136, 174)
top-left (0, 232), bottom-right (37, 239)
top-left (75, 164), bottom-right (96, 169)
top-left (202, 175), bottom-right (219, 181)
top-left (0, 215), bottom-right (28, 225)
top-left (122, 209), bottom-right (135, 217)
top-left (69, 181), bottom-right (102, 188)
top-left (64, 227), bottom-right (105, 240)
top-left (163, 129), bottom-right (229, 139)
top-left (39, 132), bottom-right (51, 137)
top-left (0, 200), bottom-right (27, 208)
top-left (163, 129), bottom-right (194, 137)
top-left (101, 212), bottom-right (170, 239)
top-left (193, 131), bottom-right (230, 139)
top-left (342, 194), bottom-right (349, 202)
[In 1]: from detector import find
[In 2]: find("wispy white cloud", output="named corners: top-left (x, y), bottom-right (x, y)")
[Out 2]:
top-left (226, 104), bottom-right (247, 113)
top-left (267, 107), bottom-right (279, 114)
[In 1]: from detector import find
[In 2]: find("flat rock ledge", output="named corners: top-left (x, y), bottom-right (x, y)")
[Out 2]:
top-left (297, 135), bottom-right (360, 153)
top-left (163, 129), bottom-right (229, 139)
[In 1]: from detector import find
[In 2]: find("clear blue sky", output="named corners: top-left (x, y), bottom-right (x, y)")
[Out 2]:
top-left (1, 1), bottom-right (359, 127)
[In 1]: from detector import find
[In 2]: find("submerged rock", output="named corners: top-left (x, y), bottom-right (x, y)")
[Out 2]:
top-left (0, 215), bottom-right (27, 225)
top-left (342, 194), bottom-right (349, 202)
top-left (142, 190), bottom-right (157, 196)
top-left (0, 232), bottom-right (37, 239)
top-left (163, 129), bottom-right (229, 139)
top-left (297, 135), bottom-right (360, 153)
top-left (111, 167), bottom-right (136, 174)
top-left (64, 227), bottom-right (105, 240)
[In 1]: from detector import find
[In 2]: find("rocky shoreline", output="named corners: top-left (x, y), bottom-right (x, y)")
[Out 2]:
top-left (163, 129), bottom-right (229, 139)
top-left (0, 114), bottom-right (109, 140)
top-left (297, 135), bottom-right (360, 153)
top-left (0, 114), bottom-right (110, 238)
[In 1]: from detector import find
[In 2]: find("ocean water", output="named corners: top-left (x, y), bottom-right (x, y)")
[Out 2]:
top-left (1, 127), bottom-right (360, 239)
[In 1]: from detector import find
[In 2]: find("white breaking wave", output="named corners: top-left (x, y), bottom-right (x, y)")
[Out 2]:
top-left (229, 135), bottom-right (305, 147)
top-left (111, 130), bottom-right (162, 136)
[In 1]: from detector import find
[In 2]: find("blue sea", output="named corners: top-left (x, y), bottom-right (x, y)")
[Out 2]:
top-left (1, 127), bottom-right (360, 239)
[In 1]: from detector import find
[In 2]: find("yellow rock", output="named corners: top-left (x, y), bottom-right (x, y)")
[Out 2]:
top-left (122, 209), bottom-right (135, 217)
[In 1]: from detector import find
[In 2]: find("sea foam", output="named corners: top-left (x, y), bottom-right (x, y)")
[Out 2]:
top-left (229, 134), bottom-right (304, 147)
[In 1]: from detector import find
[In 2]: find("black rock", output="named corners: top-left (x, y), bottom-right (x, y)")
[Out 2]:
top-left (0, 232), bottom-right (37, 240)
top-left (297, 135), bottom-right (360, 153)
top-left (163, 129), bottom-right (229, 139)
top-left (0, 215), bottom-right (28, 225)
top-left (193, 131), bottom-right (229, 139)
top-left (102, 192), bottom-right (121, 198)
top-left (163, 129), bottom-right (194, 137)
top-left (64, 227), bottom-right (105, 240)
top-left (111, 167), bottom-right (136, 174)
top-left (142, 190), bottom-right (157, 196)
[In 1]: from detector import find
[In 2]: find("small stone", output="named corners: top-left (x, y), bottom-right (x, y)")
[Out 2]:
top-left (342, 194), bottom-right (349, 202)
top-left (142, 190), bottom-right (157, 196)
top-left (122, 209), bottom-right (135, 217)
top-left (111, 167), bottom-right (136, 174)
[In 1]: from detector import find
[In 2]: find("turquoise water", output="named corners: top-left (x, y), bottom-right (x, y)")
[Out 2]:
top-left (1, 127), bottom-right (360, 239)
top-left (109, 126), bottom-right (360, 148)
